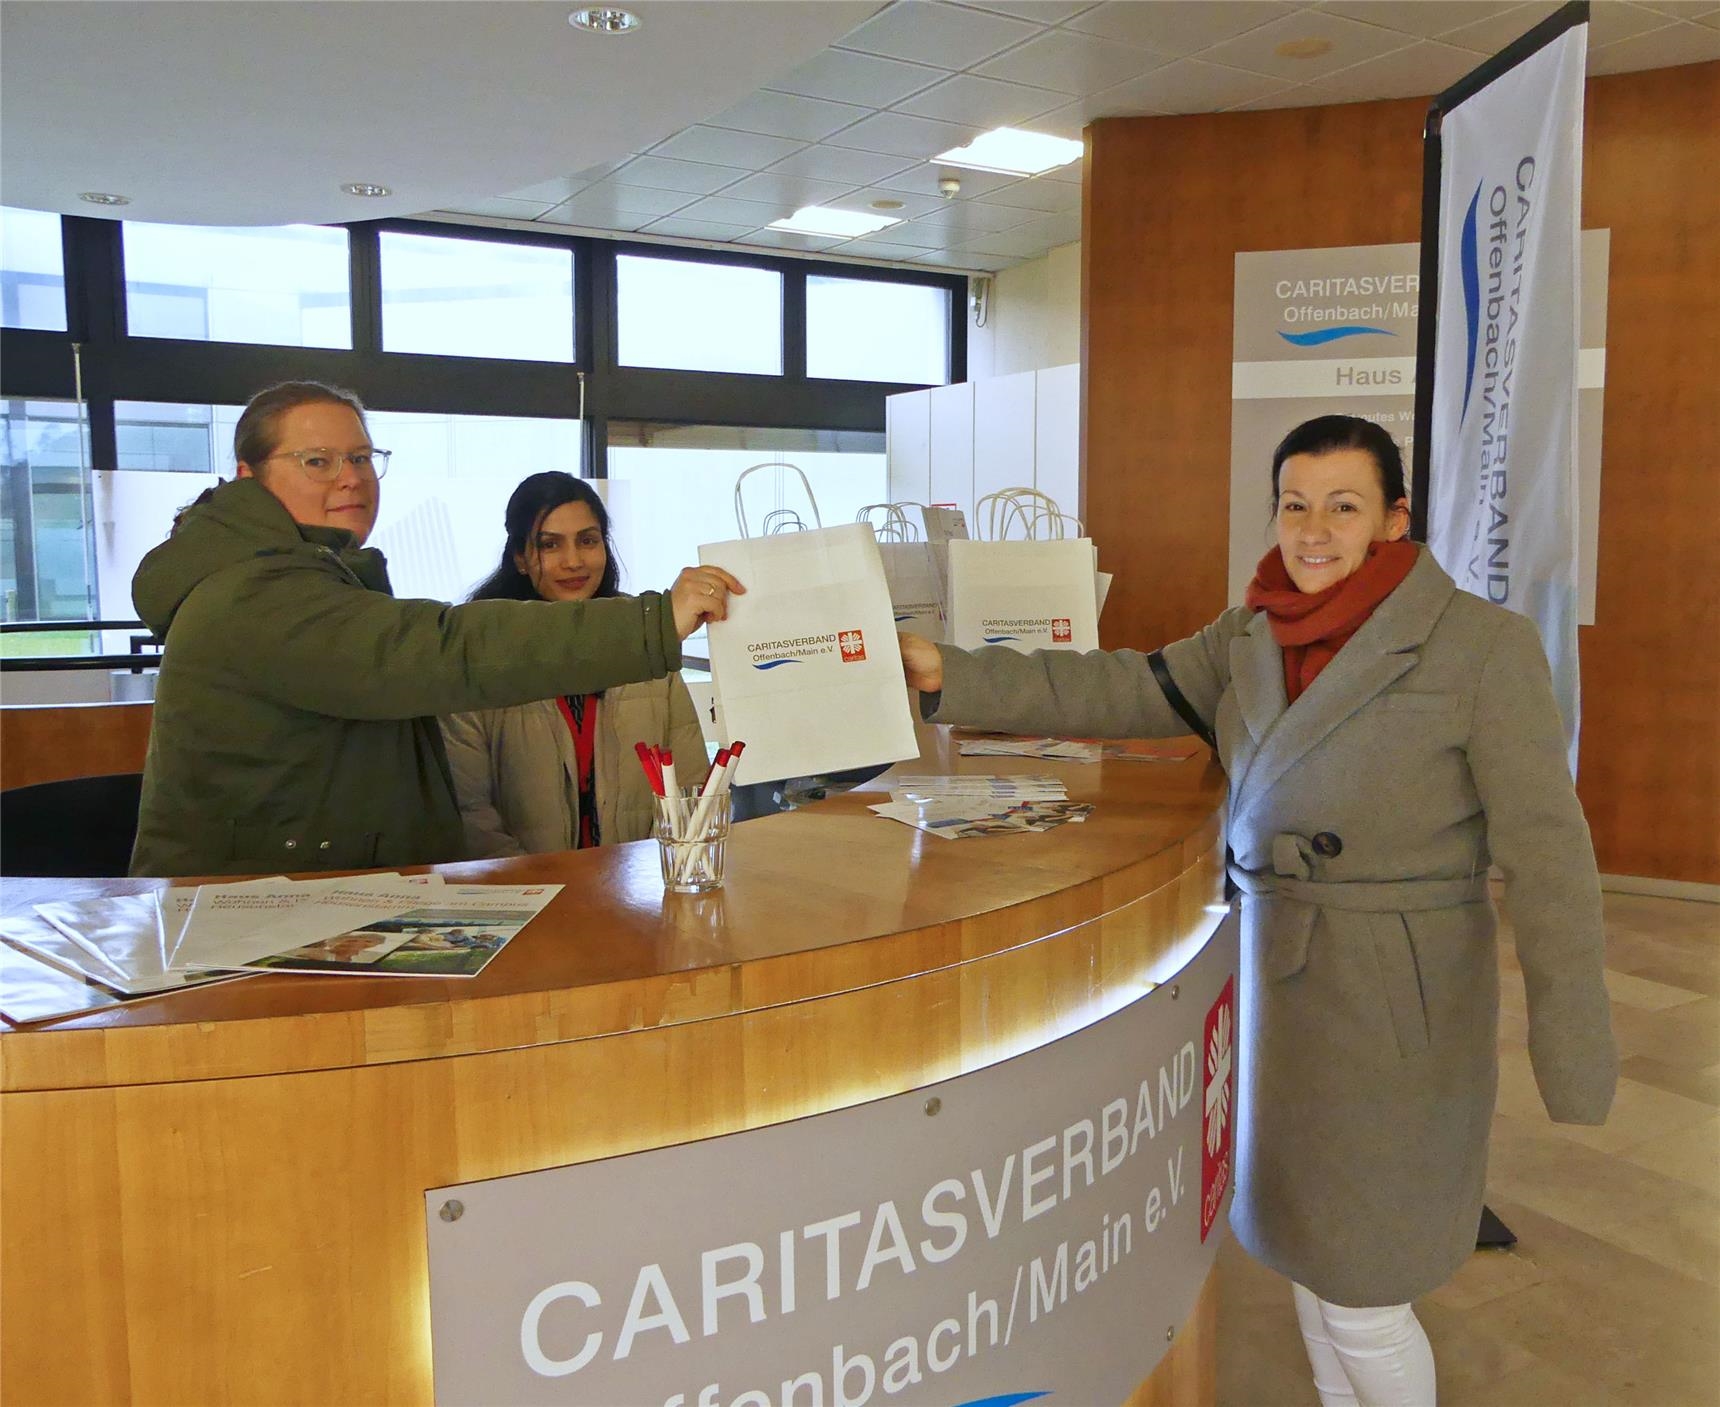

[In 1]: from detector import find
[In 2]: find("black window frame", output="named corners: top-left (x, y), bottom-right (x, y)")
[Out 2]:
top-left (1, 212), bottom-right (967, 488)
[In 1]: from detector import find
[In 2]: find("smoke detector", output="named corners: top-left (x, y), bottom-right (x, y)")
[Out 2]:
top-left (938, 175), bottom-right (961, 199)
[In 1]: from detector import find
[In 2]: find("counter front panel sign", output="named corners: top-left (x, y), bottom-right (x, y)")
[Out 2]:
top-left (426, 909), bottom-right (1240, 1406)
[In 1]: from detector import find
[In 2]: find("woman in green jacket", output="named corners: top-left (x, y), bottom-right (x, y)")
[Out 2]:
top-left (130, 381), bottom-right (740, 878)
top-left (442, 472), bottom-right (708, 856)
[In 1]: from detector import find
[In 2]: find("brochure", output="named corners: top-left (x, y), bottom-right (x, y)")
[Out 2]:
top-left (170, 873), bottom-right (441, 972)
top-left (868, 798), bottom-right (1094, 840)
top-left (0, 934), bottom-right (128, 1025)
top-left (239, 884), bottom-right (560, 978)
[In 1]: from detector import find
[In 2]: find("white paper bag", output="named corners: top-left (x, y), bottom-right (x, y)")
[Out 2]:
top-left (947, 538), bottom-right (1102, 654)
top-left (878, 539), bottom-right (947, 642)
top-left (700, 524), bottom-right (920, 785)
top-left (921, 505), bottom-right (969, 543)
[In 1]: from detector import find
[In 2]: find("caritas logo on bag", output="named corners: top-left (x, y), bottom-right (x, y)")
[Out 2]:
top-left (838, 629), bottom-right (866, 662)
top-left (1051, 618), bottom-right (1072, 643)
top-left (1200, 975), bottom-right (1235, 1242)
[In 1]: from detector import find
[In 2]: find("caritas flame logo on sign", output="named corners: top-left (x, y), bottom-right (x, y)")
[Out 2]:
top-left (1051, 618), bottom-right (1072, 643)
top-left (1200, 975), bottom-right (1235, 1242)
top-left (838, 629), bottom-right (866, 662)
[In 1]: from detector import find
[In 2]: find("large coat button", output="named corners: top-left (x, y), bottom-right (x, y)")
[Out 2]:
top-left (1312, 831), bottom-right (1343, 858)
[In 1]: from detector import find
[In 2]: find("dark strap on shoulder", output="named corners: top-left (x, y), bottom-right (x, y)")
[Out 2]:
top-left (1146, 649), bottom-right (1215, 750)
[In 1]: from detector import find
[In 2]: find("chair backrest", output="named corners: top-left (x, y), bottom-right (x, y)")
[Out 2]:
top-left (0, 772), bottom-right (144, 877)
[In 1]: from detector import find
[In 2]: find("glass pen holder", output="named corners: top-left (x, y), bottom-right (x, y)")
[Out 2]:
top-left (655, 784), bottom-right (732, 895)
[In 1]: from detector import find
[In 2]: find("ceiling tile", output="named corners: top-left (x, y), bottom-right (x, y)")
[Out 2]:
top-left (1589, 2), bottom-right (1686, 44)
top-left (1436, 3), bottom-right (1562, 55)
top-left (1225, 81), bottom-right (1350, 110)
top-left (954, 0), bottom-right (1100, 21)
top-left (1065, 1), bottom-right (1296, 55)
top-left (838, 219), bottom-right (949, 249)
top-left (638, 217), bottom-right (754, 242)
top-left (570, 158), bottom-right (630, 183)
top-left (1316, 39), bottom-right (1491, 99)
top-left (825, 110), bottom-right (984, 160)
top-left (501, 175), bottom-right (592, 205)
top-left (740, 228), bottom-right (845, 252)
top-left (1632, 0), bottom-right (1720, 15)
top-left (719, 170), bottom-right (861, 206)
top-left (538, 205), bottom-right (653, 234)
top-left (612, 155), bottom-right (753, 195)
top-left (873, 162), bottom-right (1031, 199)
top-left (903, 201), bottom-right (1041, 237)
top-left (1083, 59), bottom-right (1294, 115)
top-left (820, 237), bottom-right (949, 263)
top-left (549, 183), bottom-right (696, 221)
top-left (894, 72), bottom-right (1068, 126)
top-left (976, 175), bottom-right (1083, 213)
top-left (912, 248), bottom-right (1019, 271)
top-left (1590, 17), bottom-right (1720, 69)
top-left (1199, 11), bottom-right (1412, 80)
top-left (440, 196), bottom-right (558, 221)
top-left (974, 28), bottom-right (1172, 93)
top-left (955, 225), bottom-right (1067, 259)
top-left (649, 125), bottom-right (807, 169)
top-left (767, 145), bottom-right (920, 186)
top-left (706, 91), bottom-right (874, 144)
top-left (764, 47), bottom-right (949, 107)
top-left (673, 194), bottom-right (800, 225)
top-left (835, 0), bottom-right (1043, 69)
top-left (836, 186), bottom-right (951, 218)
top-left (1313, 1), bottom-right (1521, 40)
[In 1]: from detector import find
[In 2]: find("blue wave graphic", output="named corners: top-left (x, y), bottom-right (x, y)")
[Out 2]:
top-left (982, 634), bottom-right (1021, 643)
top-left (751, 658), bottom-right (801, 670)
top-left (1459, 179), bottom-right (1483, 424)
top-left (953, 1394), bottom-right (1051, 1407)
top-left (1277, 325), bottom-right (1394, 347)
top-left (894, 613), bottom-right (914, 622)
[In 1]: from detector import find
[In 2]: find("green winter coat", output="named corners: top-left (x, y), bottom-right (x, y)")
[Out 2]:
top-left (130, 477), bottom-right (682, 878)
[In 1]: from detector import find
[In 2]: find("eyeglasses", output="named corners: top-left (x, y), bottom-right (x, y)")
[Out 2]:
top-left (265, 447), bottom-right (392, 482)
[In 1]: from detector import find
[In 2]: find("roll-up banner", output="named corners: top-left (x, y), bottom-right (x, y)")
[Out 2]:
top-left (1416, 2), bottom-right (1590, 773)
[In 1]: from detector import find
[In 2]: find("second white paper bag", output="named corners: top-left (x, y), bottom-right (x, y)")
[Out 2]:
top-left (701, 524), bottom-right (919, 785)
top-left (877, 539), bottom-right (947, 642)
top-left (947, 538), bottom-right (1101, 654)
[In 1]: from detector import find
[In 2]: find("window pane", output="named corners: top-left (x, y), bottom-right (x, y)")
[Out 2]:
top-left (380, 231), bottom-right (574, 362)
top-left (122, 223), bottom-right (351, 347)
top-left (807, 275), bottom-right (950, 385)
top-left (616, 255), bottom-right (781, 375)
top-left (605, 423), bottom-right (886, 653)
top-left (2, 400), bottom-right (94, 626)
top-left (364, 410), bottom-right (582, 603)
top-left (2, 208), bottom-right (68, 332)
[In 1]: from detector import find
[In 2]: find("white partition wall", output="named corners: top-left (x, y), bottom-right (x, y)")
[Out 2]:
top-left (884, 391), bottom-right (931, 505)
top-left (886, 363), bottom-right (1079, 531)
top-left (1033, 362), bottom-right (1081, 522)
top-left (927, 381), bottom-right (975, 516)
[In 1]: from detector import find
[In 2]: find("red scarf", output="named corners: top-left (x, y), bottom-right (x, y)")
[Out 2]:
top-left (1245, 540), bottom-right (1418, 704)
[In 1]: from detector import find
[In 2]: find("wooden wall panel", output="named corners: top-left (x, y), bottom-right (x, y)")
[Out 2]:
top-left (1082, 63), bottom-right (1720, 883)
top-left (0, 701), bottom-right (153, 791)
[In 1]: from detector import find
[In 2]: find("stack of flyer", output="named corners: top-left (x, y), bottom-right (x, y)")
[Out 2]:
top-left (0, 873), bottom-right (561, 1026)
top-left (868, 774), bottom-right (1094, 841)
top-left (955, 733), bottom-right (1202, 763)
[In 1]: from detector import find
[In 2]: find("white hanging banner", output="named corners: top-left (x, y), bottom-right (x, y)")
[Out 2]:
top-left (1426, 15), bottom-right (1588, 771)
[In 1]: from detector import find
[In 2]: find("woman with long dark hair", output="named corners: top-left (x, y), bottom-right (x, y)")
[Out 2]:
top-left (442, 471), bottom-right (706, 856)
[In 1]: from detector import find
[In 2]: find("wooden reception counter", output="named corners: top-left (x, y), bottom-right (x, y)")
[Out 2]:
top-left (1, 726), bottom-right (1227, 1406)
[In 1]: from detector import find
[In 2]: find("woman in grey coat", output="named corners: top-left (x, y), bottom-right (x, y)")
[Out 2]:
top-left (897, 416), bottom-right (1616, 1407)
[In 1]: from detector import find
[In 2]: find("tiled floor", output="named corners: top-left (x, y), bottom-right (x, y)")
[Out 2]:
top-left (1217, 891), bottom-right (1720, 1407)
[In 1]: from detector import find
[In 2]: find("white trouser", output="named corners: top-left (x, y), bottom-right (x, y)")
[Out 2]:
top-left (1292, 1282), bottom-right (1437, 1407)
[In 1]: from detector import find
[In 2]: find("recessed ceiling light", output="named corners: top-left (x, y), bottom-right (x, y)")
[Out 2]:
top-left (79, 191), bottom-right (130, 206)
top-left (569, 7), bottom-right (640, 33)
top-left (869, 198), bottom-right (905, 211)
top-left (769, 206), bottom-right (901, 239)
top-left (933, 128), bottom-right (1083, 178)
top-left (1275, 37), bottom-right (1333, 59)
top-left (342, 182), bottom-right (391, 198)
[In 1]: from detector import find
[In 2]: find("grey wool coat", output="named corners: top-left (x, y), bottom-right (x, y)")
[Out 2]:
top-left (928, 548), bottom-right (1617, 1307)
